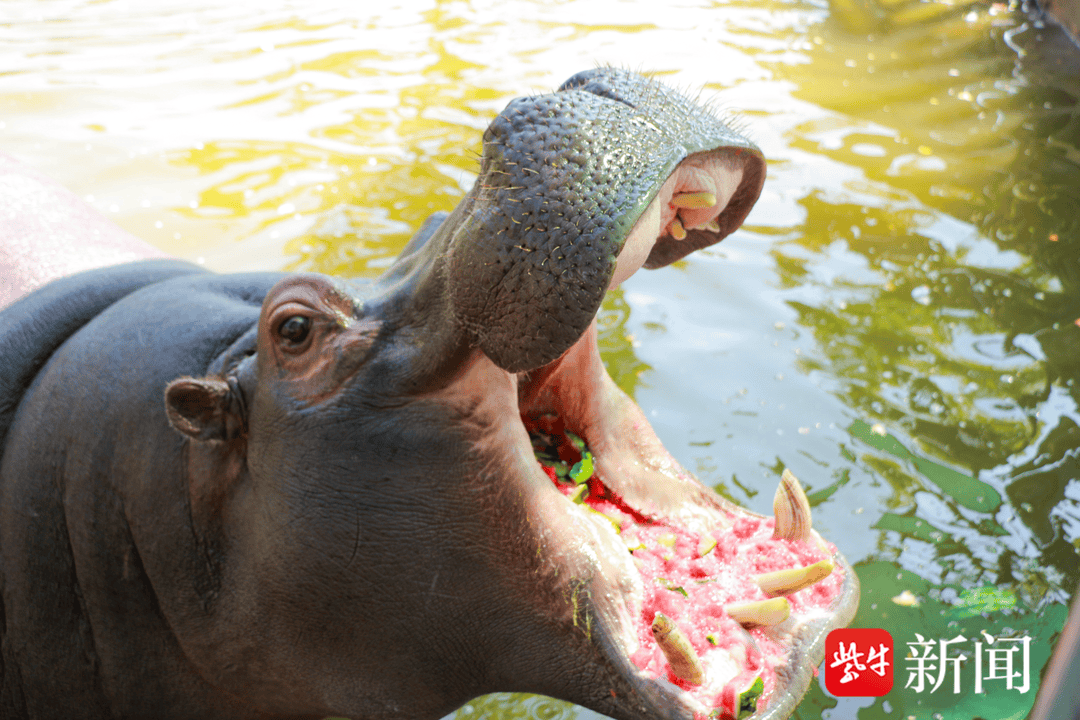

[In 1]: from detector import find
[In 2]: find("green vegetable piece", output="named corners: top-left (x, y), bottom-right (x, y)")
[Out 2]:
top-left (738, 676), bottom-right (765, 719)
top-left (657, 578), bottom-right (688, 597)
top-left (565, 431), bottom-right (587, 452)
top-left (587, 507), bottom-right (622, 533)
top-left (569, 451), bottom-right (594, 484)
top-left (705, 633), bottom-right (718, 646)
top-left (553, 462), bottom-right (569, 478)
top-left (569, 483), bottom-right (588, 504)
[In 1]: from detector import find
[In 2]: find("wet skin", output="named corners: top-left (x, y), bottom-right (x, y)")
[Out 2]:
top-left (0, 69), bottom-right (857, 720)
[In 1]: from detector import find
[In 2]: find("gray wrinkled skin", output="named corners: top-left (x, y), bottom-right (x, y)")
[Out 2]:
top-left (449, 68), bottom-right (765, 371)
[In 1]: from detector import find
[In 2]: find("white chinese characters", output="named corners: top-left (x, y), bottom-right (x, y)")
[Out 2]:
top-left (903, 633), bottom-right (1031, 694)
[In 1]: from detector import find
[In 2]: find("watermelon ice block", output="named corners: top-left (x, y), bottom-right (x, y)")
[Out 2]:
top-left (531, 420), bottom-right (854, 719)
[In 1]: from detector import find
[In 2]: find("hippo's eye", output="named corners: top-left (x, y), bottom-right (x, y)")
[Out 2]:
top-left (277, 315), bottom-right (312, 346)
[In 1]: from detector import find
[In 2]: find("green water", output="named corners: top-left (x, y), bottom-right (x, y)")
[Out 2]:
top-left (2, 1), bottom-right (1078, 718)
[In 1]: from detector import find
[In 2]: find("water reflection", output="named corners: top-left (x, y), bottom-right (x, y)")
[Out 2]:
top-left (748, 0), bottom-right (1080, 716)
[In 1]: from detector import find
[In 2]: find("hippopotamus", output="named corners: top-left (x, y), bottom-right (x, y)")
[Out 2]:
top-left (0, 68), bottom-right (858, 720)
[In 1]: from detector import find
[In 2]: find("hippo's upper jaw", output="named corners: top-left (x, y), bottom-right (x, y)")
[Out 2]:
top-left (441, 69), bottom-right (766, 374)
top-left (0, 70), bottom-right (854, 720)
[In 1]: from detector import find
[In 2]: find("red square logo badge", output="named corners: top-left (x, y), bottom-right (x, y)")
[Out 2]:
top-left (824, 628), bottom-right (894, 696)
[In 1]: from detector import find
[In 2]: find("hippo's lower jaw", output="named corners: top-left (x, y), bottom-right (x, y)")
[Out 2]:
top-left (501, 318), bottom-right (859, 720)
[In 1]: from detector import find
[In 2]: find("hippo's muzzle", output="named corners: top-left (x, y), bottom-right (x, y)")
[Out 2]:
top-left (445, 69), bottom-right (766, 373)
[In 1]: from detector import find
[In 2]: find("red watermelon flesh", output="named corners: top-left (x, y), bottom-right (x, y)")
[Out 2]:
top-left (531, 421), bottom-right (845, 719)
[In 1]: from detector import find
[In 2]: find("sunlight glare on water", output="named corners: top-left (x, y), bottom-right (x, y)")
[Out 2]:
top-left (2, 0), bottom-right (1079, 718)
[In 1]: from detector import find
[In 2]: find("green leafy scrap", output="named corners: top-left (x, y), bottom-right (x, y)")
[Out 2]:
top-left (532, 428), bottom-right (593, 486)
top-left (657, 578), bottom-right (688, 597)
top-left (570, 452), bottom-right (594, 484)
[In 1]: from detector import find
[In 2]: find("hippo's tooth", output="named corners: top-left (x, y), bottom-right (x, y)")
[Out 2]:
top-left (723, 597), bottom-right (790, 627)
top-left (568, 483), bottom-right (588, 504)
top-left (705, 218), bottom-right (721, 233)
top-left (670, 217), bottom-right (687, 240)
top-left (772, 468), bottom-right (812, 542)
top-left (755, 558), bottom-right (834, 597)
top-left (651, 612), bottom-right (704, 686)
top-left (671, 191), bottom-right (718, 209)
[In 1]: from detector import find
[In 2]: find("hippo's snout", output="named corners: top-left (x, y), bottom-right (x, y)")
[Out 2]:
top-left (444, 68), bottom-right (766, 372)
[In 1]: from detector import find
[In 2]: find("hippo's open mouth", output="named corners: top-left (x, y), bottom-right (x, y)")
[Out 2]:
top-left (0, 67), bottom-right (857, 720)
top-left (498, 223), bottom-right (859, 719)
top-left (381, 69), bottom-right (860, 720)
top-left (510, 327), bottom-right (859, 720)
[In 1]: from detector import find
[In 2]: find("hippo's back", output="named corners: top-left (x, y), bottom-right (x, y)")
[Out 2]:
top-left (0, 259), bottom-right (208, 457)
top-left (0, 261), bottom-right (305, 719)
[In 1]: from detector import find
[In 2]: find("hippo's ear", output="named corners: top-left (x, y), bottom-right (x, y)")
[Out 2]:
top-left (165, 377), bottom-right (245, 442)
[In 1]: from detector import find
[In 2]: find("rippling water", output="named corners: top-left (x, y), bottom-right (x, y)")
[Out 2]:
top-left (3, 1), bottom-right (1078, 718)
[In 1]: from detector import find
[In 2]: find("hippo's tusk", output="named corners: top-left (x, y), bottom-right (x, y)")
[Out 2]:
top-left (651, 612), bottom-right (704, 686)
top-left (669, 217), bottom-right (687, 240)
top-left (704, 218), bottom-right (721, 233)
top-left (772, 469), bottom-right (813, 543)
top-left (755, 558), bottom-right (835, 597)
top-left (723, 597), bottom-right (791, 627)
top-left (671, 191), bottom-right (718, 209)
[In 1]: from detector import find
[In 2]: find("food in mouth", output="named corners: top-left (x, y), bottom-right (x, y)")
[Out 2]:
top-left (531, 418), bottom-right (844, 719)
